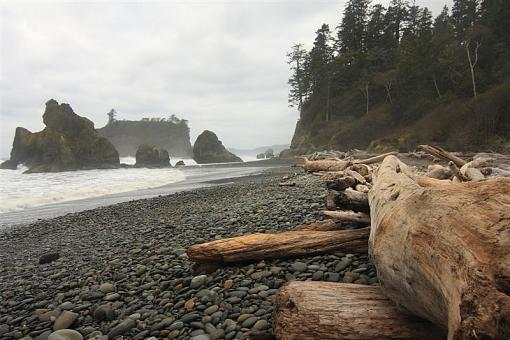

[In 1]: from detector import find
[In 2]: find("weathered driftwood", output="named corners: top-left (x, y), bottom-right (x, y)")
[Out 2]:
top-left (320, 210), bottom-right (370, 225)
top-left (301, 158), bottom-right (352, 172)
top-left (448, 161), bottom-right (469, 182)
top-left (278, 182), bottom-right (296, 187)
top-left (326, 176), bottom-right (356, 191)
top-left (426, 164), bottom-right (452, 180)
top-left (292, 220), bottom-right (340, 231)
top-left (273, 282), bottom-right (446, 340)
top-left (346, 169), bottom-right (366, 184)
top-left (417, 145), bottom-right (466, 167)
top-left (354, 151), bottom-right (398, 165)
top-left (369, 155), bottom-right (510, 339)
top-left (350, 163), bottom-right (370, 176)
top-left (325, 192), bottom-right (337, 210)
top-left (330, 188), bottom-right (370, 213)
top-left (187, 228), bottom-right (369, 264)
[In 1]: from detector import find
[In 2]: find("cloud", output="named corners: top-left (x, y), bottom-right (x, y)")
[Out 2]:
top-left (0, 0), bottom-right (451, 157)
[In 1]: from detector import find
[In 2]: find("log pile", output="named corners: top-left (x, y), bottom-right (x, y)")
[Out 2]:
top-left (185, 146), bottom-right (510, 339)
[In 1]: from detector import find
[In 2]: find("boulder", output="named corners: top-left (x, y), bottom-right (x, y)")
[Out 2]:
top-left (193, 130), bottom-right (243, 164)
top-left (135, 144), bottom-right (171, 167)
top-left (256, 153), bottom-right (265, 159)
top-left (1, 100), bottom-right (119, 173)
top-left (175, 160), bottom-right (185, 166)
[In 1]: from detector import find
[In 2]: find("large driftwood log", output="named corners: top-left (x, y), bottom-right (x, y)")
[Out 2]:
top-left (187, 228), bottom-right (369, 264)
top-left (273, 282), bottom-right (446, 340)
top-left (326, 176), bottom-right (356, 191)
top-left (369, 155), bottom-right (510, 339)
top-left (301, 158), bottom-right (352, 172)
top-left (354, 151), bottom-right (398, 165)
top-left (292, 220), bottom-right (340, 231)
top-left (320, 210), bottom-right (370, 225)
top-left (329, 188), bottom-right (370, 213)
top-left (417, 145), bottom-right (466, 167)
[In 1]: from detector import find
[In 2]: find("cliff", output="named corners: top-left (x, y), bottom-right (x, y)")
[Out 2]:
top-left (0, 99), bottom-right (119, 173)
top-left (98, 119), bottom-right (192, 157)
top-left (290, 82), bottom-right (510, 154)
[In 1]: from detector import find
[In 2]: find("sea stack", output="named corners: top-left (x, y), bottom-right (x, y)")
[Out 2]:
top-left (193, 130), bottom-right (243, 164)
top-left (0, 99), bottom-right (119, 173)
top-left (135, 144), bottom-right (171, 167)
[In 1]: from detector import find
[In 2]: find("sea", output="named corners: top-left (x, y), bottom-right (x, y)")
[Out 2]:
top-left (0, 155), bottom-right (266, 228)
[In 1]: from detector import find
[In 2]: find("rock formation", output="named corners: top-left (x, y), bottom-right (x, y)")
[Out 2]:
top-left (0, 100), bottom-right (119, 173)
top-left (98, 119), bottom-right (192, 157)
top-left (193, 130), bottom-right (243, 164)
top-left (135, 144), bottom-right (170, 167)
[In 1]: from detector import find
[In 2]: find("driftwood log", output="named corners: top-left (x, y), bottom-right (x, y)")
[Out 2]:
top-left (292, 220), bottom-right (340, 231)
top-left (320, 210), bottom-right (370, 225)
top-left (417, 145), bottom-right (466, 167)
top-left (328, 188), bottom-right (369, 213)
top-left (354, 151), bottom-right (398, 165)
top-left (369, 155), bottom-right (510, 339)
top-left (273, 282), bottom-right (446, 340)
top-left (301, 158), bottom-right (352, 172)
top-left (187, 228), bottom-right (369, 264)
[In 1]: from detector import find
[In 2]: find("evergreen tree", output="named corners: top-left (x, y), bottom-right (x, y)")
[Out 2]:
top-left (309, 24), bottom-right (333, 92)
top-left (366, 4), bottom-right (387, 50)
top-left (337, 0), bottom-right (370, 53)
top-left (287, 43), bottom-right (310, 115)
top-left (452, 0), bottom-right (480, 39)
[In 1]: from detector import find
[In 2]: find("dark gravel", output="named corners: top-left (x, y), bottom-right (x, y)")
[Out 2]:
top-left (0, 167), bottom-right (377, 340)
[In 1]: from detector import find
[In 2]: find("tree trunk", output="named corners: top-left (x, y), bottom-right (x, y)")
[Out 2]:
top-left (369, 155), bottom-right (510, 339)
top-left (273, 281), bottom-right (446, 340)
top-left (186, 228), bottom-right (369, 264)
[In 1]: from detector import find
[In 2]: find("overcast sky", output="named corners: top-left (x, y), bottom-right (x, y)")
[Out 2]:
top-left (0, 0), bottom-right (451, 157)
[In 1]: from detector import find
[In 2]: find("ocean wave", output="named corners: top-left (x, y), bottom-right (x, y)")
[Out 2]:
top-left (0, 166), bottom-right (186, 213)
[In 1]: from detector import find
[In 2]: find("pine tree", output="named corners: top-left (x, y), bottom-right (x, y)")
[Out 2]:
top-left (287, 43), bottom-right (310, 115)
top-left (337, 0), bottom-right (370, 53)
top-left (366, 4), bottom-right (387, 50)
top-left (309, 24), bottom-right (333, 92)
top-left (452, 0), bottom-right (480, 39)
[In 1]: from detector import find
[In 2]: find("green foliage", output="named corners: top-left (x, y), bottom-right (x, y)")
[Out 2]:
top-left (287, 0), bottom-right (510, 152)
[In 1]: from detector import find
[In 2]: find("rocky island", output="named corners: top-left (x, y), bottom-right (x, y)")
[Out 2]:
top-left (98, 115), bottom-right (192, 158)
top-left (193, 130), bottom-right (243, 164)
top-left (0, 100), bottom-right (119, 173)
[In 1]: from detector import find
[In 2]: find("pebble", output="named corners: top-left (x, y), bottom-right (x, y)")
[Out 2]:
top-left (0, 171), bottom-right (377, 340)
top-left (47, 329), bottom-right (83, 340)
top-left (53, 311), bottom-right (77, 331)
top-left (99, 283), bottom-right (115, 294)
top-left (107, 319), bottom-right (136, 338)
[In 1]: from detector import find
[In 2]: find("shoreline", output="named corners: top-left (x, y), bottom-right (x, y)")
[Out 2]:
top-left (0, 159), bottom-right (292, 229)
top-left (0, 167), bottom-right (376, 339)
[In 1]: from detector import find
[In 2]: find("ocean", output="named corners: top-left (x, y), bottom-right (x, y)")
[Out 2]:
top-left (0, 155), bottom-right (267, 227)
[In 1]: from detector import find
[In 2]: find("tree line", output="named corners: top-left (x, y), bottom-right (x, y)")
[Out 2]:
top-left (288, 0), bottom-right (510, 124)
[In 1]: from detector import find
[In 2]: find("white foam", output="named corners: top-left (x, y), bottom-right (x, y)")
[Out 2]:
top-left (0, 164), bottom-right (186, 213)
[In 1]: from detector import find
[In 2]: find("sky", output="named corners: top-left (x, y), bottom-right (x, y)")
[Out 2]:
top-left (0, 0), bottom-right (451, 157)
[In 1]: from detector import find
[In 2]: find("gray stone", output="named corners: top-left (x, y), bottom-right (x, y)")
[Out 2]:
top-left (241, 316), bottom-right (258, 328)
top-left (168, 321), bottom-right (184, 331)
top-left (107, 318), bottom-right (136, 339)
top-left (48, 329), bottom-right (83, 340)
top-left (190, 275), bottom-right (208, 289)
top-left (53, 311), bottom-right (77, 331)
top-left (291, 261), bottom-right (307, 272)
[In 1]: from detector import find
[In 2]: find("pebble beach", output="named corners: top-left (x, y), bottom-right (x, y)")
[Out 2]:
top-left (0, 167), bottom-right (377, 340)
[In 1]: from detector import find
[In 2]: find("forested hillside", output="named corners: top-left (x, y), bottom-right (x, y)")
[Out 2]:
top-left (288, 0), bottom-right (510, 153)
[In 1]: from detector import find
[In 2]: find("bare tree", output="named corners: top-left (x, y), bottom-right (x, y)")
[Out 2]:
top-left (465, 39), bottom-right (481, 98)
